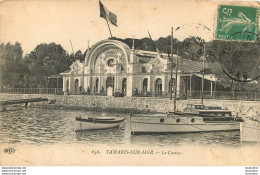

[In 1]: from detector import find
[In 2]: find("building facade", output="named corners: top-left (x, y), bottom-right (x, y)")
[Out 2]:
top-left (60, 39), bottom-right (216, 98)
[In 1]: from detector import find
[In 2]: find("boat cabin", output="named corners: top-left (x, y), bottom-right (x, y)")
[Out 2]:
top-left (183, 104), bottom-right (232, 117)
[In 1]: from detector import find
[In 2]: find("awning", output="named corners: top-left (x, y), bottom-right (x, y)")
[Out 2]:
top-left (195, 74), bottom-right (217, 81)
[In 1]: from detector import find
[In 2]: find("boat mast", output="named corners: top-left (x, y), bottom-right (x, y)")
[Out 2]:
top-left (201, 45), bottom-right (205, 104)
top-left (170, 27), bottom-right (173, 100)
top-left (174, 46), bottom-right (179, 112)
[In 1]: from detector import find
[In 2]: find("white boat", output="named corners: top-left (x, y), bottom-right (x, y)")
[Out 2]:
top-left (75, 116), bottom-right (126, 132)
top-left (130, 104), bottom-right (244, 134)
top-left (240, 118), bottom-right (260, 144)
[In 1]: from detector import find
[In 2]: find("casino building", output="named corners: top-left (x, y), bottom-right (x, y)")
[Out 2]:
top-left (60, 39), bottom-right (216, 98)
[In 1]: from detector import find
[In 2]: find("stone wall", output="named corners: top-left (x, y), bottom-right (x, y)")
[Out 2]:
top-left (1, 93), bottom-right (260, 117)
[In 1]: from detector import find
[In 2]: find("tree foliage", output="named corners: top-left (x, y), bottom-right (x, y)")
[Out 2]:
top-left (0, 42), bottom-right (29, 88)
top-left (25, 43), bottom-right (71, 87)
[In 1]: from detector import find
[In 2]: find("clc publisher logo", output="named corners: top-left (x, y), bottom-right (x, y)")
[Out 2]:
top-left (3, 147), bottom-right (16, 154)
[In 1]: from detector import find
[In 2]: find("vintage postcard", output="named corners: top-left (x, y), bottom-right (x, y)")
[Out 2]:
top-left (0, 0), bottom-right (260, 166)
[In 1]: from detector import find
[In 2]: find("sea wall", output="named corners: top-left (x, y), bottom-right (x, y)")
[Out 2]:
top-left (1, 93), bottom-right (260, 116)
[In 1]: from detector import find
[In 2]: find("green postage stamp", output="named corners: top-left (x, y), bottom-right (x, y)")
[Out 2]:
top-left (216, 5), bottom-right (259, 41)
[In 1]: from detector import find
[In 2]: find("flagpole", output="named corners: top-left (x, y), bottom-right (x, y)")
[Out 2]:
top-left (106, 18), bottom-right (113, 38)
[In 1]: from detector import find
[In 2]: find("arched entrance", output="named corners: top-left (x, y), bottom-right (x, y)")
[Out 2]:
top-left (106, 77), bottom-right (114, 96)
top-left (95, 78), bottom-right (99, 94)
top-left (143, 78), bottom-right (148, 93)
top-left (155, 78), bottom-right (162, 96)
top-left (122, 78), bottom-right (127, 95)
top-left (75, 79), bottom-right (79, 94)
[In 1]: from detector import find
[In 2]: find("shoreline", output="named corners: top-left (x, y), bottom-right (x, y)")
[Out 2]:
top-left (29, 103), bottom-right (149, 114)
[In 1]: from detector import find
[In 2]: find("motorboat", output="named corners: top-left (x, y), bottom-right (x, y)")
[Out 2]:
top-left (74, 116), bottom-right (126, 132)
top-left (130, 104), bottom-right (244, 134)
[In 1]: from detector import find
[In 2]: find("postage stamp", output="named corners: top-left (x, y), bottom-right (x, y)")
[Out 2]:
top-left (216, 5), bottom-right (259, 42)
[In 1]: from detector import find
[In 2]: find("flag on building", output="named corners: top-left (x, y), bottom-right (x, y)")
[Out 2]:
top-left (99, 0), bottom-right (117, 26)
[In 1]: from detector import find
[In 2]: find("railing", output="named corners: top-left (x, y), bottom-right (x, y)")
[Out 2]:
top-left (186, 91), bottom-right (260, 101)
top-left (0, 88), bottom-right (63, 95)
top-left (132, 90), bottom-right (260, 101)
top-left (1, 88), bottom-right (260, 101)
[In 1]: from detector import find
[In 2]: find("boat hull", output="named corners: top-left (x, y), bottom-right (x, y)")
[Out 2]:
top-left (75, 117), bottom-right (126, 132)
top-left (130, 115), bottom-right (241, 134)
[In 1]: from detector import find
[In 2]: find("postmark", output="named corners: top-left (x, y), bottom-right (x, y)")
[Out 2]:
top-left (216, 31), bottom-right (260, 82)
top-left (216, 5), bottom-right (259, 42)
top-left (174, 23), bottom-right (211, 61)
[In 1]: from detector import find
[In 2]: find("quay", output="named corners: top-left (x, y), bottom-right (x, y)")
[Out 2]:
top-left (1, 93), bottom-right (260, 115)
top-left (0, 97), bottom-right (48, 112)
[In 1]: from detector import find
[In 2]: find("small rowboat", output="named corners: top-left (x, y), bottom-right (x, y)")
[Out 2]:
top-left (74, 116), bottom-right (126, 132)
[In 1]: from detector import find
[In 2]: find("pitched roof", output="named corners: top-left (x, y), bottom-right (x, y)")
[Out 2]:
top-left (178, 58), bottom-right (203, 73)
top-left (136, 49), bottom-right (204, 73)
top-left (59, 70), bottom-right (71, 75)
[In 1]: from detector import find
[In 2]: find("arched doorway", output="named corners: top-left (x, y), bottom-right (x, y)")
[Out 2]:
top-left (122, 78), bottom-right (127, 95)
top-left (95, 78), bottom-right (99, 94)
top-left (75, 79), bottom-right (79, 94)
top-left (155, 78), bottom-right (162, 96)
top-left (143, 78), bottom-right (148, 93)
top-left (106, 77), bottom-right (114, 96)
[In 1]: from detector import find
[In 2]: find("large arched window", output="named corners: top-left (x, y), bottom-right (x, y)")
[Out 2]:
top-left (106, 77), bottom-right (114, 89)
top-left (106, 77), bottom-right (114, 96)
top-left (95, 78), bottom-right (99, 93)
top-left (122, 78), bottom-right (127, 94)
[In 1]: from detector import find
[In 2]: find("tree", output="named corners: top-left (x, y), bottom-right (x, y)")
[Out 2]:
top-left (0, 42), bottom-right (29, 88)
top-left (74, 50), bottom-right (85, 62)
top-left (26, 43), bottom-right (70, 88)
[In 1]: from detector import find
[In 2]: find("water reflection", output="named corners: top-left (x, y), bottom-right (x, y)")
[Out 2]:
top-left (75, 127), bottom-right (128, 145)
top-left (130, 131), bottom-right (241, 147)
top-left (0, 108), bottom-right (242, 147)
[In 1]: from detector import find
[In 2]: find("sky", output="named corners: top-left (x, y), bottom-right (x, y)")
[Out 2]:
top-left (0, 0), bottom-right (259, 54)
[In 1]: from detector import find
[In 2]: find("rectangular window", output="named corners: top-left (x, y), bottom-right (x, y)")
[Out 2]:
top-left (142, 67), bottom-right (146, 73)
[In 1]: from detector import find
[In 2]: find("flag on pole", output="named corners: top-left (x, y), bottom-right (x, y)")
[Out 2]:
top-left (99, 0), bottom-right (117, 26)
